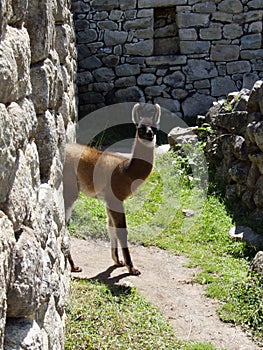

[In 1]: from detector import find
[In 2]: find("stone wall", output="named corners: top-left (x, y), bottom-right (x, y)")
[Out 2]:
top-left (72, 0), bottom-right (262, 122)
top-left (202, 80), bottom-right (263, 224)
top-left (0, 0), bottom-right (77, 349)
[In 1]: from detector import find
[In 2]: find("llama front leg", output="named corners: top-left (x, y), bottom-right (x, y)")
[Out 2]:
top-left (107, 205), bottom-right (140, 275)
top-left (107, 207), bottom-right (124, 267)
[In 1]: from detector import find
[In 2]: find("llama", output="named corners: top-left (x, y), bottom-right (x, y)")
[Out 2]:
top-left (63, 103), bottom-right (161, 275)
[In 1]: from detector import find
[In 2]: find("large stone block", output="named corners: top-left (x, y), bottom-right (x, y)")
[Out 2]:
top-left (226, 61), bottom-right (251, 74)
top-left (104, 30), bottom-right (128, 46)
top-left (125, 40), bottom-right (153, 56)
top-left (30, 55), bottom-right (64, 114)
top-left (218, 0), bottom-right (243, 13)
top-left (0, 212), bottom-right (15, 349)
top-left (25, 0), bottom-right (55, 64)
top-left (180, 41), bottom-right (210, 54)
top-left (247, 80), bottom-right (263, 114)
top-left (35, 111), bottom-right (57, 181)
top-left (7, 226), bottom-right (44, 317)
top-left (115, 63), bottom-right (140, 77)
top-left (0, 26), bottom-right (31, 103)
top-left (4, 144), bottom-right (40, 231)
top-left (138, 0), bottom-right (186, 7)
top-left (183, 59), bottom-right (217, 81)
top-left (211, 44), bottom-right (239, 61)
top-left (241, 33), bottom-right (262, 50)
top-left (163, 71), bottom-right (185, 88)
top-left (182, 93), bottom-right (215, 120)
top-left (177, 13), bottom-right (210, 28)
top-left (211, 76), bottom-right (237, 97)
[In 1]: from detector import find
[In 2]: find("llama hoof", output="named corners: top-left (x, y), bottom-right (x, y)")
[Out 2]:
top-left (114, 260), bottom-right (125, 267)
top-left (129, 267), bottom-right (141, 276)
top-left (71, 265), bottom-right (82, 273)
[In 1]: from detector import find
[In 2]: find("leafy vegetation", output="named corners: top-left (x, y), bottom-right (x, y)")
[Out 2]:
top-left (67, 149), bottom-right (263, 347)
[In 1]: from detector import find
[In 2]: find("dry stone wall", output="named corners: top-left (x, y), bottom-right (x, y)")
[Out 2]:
top-left (0, 0), bottom-right (77, 349)
top-left (202, 80), bottom-right (263, 225)
top-left (72, 0), bottom-right (262, 122)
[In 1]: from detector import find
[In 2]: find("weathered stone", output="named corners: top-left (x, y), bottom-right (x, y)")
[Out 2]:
top-left (163, 71), bottom-right (185, 88)
top-left (0, 26), bottom-right (31, 103)
top-left (146, 55), bottom-right (187, 66)
top-left (138, 0), bottom-right (187, 7)
top-left (79, 91), bottom-right (104, 105)
top-left (77, 29), bottom-right (97, 44)
top-left (168, 126), bottom-right (198, 147)
top-left (115, 76), bottom-right (135, 88)
top-left (91, 0), bottom-right (118, 11)
top-left (98, 20), bottom-right (118, 30)
top-left (182, 93), bottom-right (215, 120)
top-left (229, 226), bottom-right (263, 248)
top-left (0, 212), bottom-right (16, 349)
top-left (145, 85), bottom-right (165, 97)
top-left (183, 59), bottom-right (217, 81)
top-left (211, 76), bottom-right (237, 97)
top-left (247, 0), bottom-right (263, 9)
top-left (116, 64), bottom-right (140, 77)
top-left (104, 30), bottom-right (128, 46)
top-left (25, 0), bottom-right (55, 64)
top-left (93, 67), bottom-right (115, 82)
top-left (254, 175), bottom-right (263, 208)
top-left (253, 121), bottom-right (263, 153)
top-left (241, 33), bottom-right (262, 50)
top-left (124, 18), bottom-right (153, 31)
top-left (200, 24), bottom-right (222, 40)
top-left (7, 227), bottom-right (44, 317)
top-left (4, 319), bottom-right (44, 350)
top-left (125, 40), bottom-right (154, 56)
top-left (120, 0), bottom-right (137, 10)
top-left (250, 251), bottom-right (263, 276)
top-left (180, 41), bottom-right (210, 54)
top-left (249, 153), bottom-right (263, 176)
top-left (115, 86), bottom-right (145, 103)
top-left (229, 161), bottom-right (250, 184)
top-left (102, 55), bottom-right (119, 67)
top-left (226, 61), bottom-right (251, 75)
top-left (247, 80), bottom-right (263, 114)
top-left (178, 28), bottom-right (197, 40)
top-left (218, 0), bottom-right (243, 13)
top-left (193, 1), bottom-right (216, 13)
top-left (211, 44), bottom-right (239, 61)
top-left (154, 97), bottom-right (180, 113)
top-left (177, 13), bottom-right (210, 27)
top-left (78, 55), bottom-right (102, 70)
top-left (109, 10), bottom-right (123, 20)
top-left (137, 73), bottom-right (156, 86)
top-left (215, 111), bottom-right (248, 134)
top-left (223, 23), bottom-right (242, 39)
top-left (30, 57), bottom-right (63, 114)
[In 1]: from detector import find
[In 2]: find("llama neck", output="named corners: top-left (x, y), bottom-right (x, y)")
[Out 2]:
top-left (125, 133), bottom-right (155, 181)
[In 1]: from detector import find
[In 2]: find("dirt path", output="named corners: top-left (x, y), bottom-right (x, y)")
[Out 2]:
top-left (71, 237), bottom-right (261, 350)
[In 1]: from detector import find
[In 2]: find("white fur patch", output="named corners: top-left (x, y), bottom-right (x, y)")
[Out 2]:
top-left (138, 135), bottom-right (156, 148)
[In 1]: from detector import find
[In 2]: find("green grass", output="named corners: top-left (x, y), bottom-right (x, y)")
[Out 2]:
top-left (65, 279), bottom-right (217, 350)
top-left (67, 151), bottom-right (263, 347)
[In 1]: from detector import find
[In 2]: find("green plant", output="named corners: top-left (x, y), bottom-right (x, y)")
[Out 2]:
top-left (65, 279), bottom-right (217, 350)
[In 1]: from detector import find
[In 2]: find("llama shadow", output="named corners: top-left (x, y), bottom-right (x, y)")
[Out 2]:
top-left (72, 265), bottom-right (133, 296)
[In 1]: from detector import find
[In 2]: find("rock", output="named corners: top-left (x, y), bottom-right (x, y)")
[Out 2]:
top-left (182, 93), bottom-right (215, 121)
top-left (115, 64), bottom-right (140, 77)
top-left (137, 73), bottom-right (156, 86)
top-left (229, 226), bottom-right (263, 248)
top-left (104, 30), bottom-right (128, 46)
top-left (168, 127), bottom-right (198, 147)
top-left (7, 227), bottom-right (44, 317)
top-left (4, 319), bottom-right (44, 350)
top-left (211, 44), bottom-right (239, 61)
top-left (250, 251), bottom-right (263, 276)
top-left (125, 40), bottom-right (153, 56)
top-left (163, 71), bottom-right (185, 88)
top-left (93, 67), bottom-right (115, 82)
top-left (247, 80), bottom-right (263, 114)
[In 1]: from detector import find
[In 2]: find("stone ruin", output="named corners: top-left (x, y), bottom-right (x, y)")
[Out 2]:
top-left (72, 0), bottom-right (263, 122)
top-left (0, 0), bottom-right (77, 348)
top-left (202, 80), bottom-right (263, 224)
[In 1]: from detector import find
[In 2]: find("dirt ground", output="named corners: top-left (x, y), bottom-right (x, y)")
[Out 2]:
top-left (71, 237), bottom-right (261, 350)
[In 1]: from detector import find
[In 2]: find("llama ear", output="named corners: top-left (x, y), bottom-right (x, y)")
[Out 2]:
top-left (132, 103), bottom-right (141, 125)
top-left (153, 104), bottom-right (161, 125)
